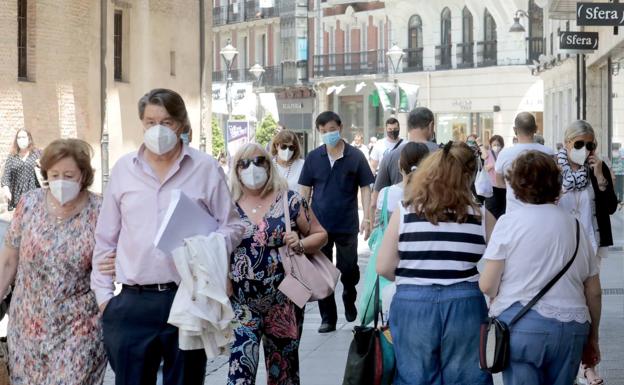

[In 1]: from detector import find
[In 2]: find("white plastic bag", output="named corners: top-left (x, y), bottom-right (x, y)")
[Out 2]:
top-left (475, 163), bottom-right (493, 198)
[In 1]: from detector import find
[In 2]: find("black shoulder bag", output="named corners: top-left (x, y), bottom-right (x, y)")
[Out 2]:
top-left (479, 219), bottom-right (580, 373)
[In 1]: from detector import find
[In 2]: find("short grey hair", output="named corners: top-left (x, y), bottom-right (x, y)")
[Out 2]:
top-left (229, 142), bottom-right (288, 201)
top-left (564, 120), bottom-right (595, 143)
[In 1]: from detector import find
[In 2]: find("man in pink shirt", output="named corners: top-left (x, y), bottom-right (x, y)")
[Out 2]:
top-left (91, 89), bottom-right (245, 385)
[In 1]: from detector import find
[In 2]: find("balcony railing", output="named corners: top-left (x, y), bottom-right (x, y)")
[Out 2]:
top-left (477, 40), bottom-right (497, 67)
top-left (212, 65), bottom-right (290, 87)
top-left (435, 44), bottom-right (452, 70)
top-left (404, 48), bottom-right (423, 72)
top-left (213, 2), bottom-right (279, 26)
top-left (262, 66), bottom-right (283, 87)
top-left (313, 50), bottom-right (387, 78)
top-left (456, 42), bottom-right (474, 69)
top-left (527, 37), bottom-right (545, 64)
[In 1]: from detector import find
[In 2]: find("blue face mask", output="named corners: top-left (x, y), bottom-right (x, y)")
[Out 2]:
top-left (180, 132), bottom-right (190, 146)
top-left (322, 130), bottom-right (341, 147)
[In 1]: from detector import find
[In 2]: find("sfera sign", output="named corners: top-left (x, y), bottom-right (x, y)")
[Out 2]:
top-left (560, 31), bottom-right (599, 51)
top-left (577, 2), bottom-right (624, 26)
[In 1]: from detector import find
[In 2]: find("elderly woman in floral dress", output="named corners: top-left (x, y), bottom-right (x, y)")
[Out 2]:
top-left (0, 139), bottom-right (106, 384)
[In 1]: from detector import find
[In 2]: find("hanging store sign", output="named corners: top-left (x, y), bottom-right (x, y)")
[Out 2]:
top-left (577, 2), bottom-right (624, 26)
top-left (560, 31), bottom-right (599, 51)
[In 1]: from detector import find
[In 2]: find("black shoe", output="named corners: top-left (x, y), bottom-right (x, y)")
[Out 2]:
top-left (345, 301), bottom-right (357, 322)
top-left (318, 323), bottom-right (336, 333)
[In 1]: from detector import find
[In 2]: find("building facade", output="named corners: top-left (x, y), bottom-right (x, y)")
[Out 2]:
top-left (212, 0), bottom-right (316, 152)
top-left (310, 0), bottom-right (547, 147)
top-left (1, 0), bottom-right (213, 192)
top-left (535, 0), bottom-right (624, 158)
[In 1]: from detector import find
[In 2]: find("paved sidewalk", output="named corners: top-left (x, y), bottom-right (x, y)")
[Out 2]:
top-left (98, 211), bottom-right (624, 385)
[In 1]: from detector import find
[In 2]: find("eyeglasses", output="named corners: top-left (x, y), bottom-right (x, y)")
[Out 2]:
top-left (237, 156), bottom-right (268, 169)
top-left (573, 140), bottom-right (596, 152)
top-left (279, 144), bottom-right (296, 151)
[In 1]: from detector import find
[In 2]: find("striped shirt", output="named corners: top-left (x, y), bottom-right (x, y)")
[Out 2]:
top-left (396, 204), bottom-right (486, 286)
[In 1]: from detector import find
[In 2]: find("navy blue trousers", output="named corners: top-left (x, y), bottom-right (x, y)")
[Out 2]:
top-left (102, 288), bottom-right (207, 385)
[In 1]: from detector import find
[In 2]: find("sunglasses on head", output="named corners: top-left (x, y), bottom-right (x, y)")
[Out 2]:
top-left (573, 141), bottom-right (596, 152)
top-left (279, 144), bottom-right (296, 151)
top-left (237, 156), bottom-right (267, 169)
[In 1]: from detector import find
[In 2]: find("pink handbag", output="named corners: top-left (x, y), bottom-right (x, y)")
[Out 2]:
top-left (278, 191), bottom-right (340, 308)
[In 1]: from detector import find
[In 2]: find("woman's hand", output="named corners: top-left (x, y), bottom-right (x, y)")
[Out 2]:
top-left (98, 252), bottom-right (116, 278)
top-left (587, 155), bottom-right (603, 178)
top-left (484, 163), bottom-right (494, 172)
top-left (283, 231), bottom-right (300, 249)
top-left (582, 336), bottom-right (601, 367)
top-left (98, 300), bottom-right (109, 316)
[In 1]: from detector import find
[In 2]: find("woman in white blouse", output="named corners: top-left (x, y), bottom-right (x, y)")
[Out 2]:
top-left (480, 151), bottom-right (602, 385)
top-left (270, 129), bottom-right (305, 193)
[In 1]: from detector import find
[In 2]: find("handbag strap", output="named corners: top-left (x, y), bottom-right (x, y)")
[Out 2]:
top-left (391, 139), bottom-right (403, 151)
top-left (380, 187), bottom-right (390, 230)
top-left (509, 219), bottom-right (580, 326)
top-left (282, 190), bottom-right (292, 233)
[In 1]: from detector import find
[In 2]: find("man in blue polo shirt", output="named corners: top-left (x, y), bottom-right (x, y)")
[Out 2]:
top-left (299, 111), bottom-right (375, 333)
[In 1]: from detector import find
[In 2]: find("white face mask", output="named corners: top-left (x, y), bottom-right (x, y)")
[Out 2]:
top-left (491, 145), bottom-right (501, 153)
top-left (144, 124), bottom-right (178, 155)
top-left (569, 147), bottom-right (588, 166)
top-left (17, 137), bottom-right (29, 150)
top-left (278, 149), bottom-right (294, 162)
top-left (49, 179), bottom-right (81, 206)
top-left (240, 164), bottom-right (268, 190)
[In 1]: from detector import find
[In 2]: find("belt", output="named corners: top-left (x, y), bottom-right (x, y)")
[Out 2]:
top-left (122, 282), bottom-right (178, 292)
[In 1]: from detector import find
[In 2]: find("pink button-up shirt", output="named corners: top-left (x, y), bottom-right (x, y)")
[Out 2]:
top-left (90, 145), bottom-right (245, 305)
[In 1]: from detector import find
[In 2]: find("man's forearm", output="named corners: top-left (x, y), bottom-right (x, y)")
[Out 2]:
top-left (361, 186), bottom-right (371, 221)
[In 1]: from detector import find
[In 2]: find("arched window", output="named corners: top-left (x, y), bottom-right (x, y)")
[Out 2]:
top-left (441, 7), bottom-right (452, 46)
top-left (438, 7), bottom-right (452, 69)
top-left (483, 8), bottom-right (497, 65)
top-left (528, 0), bottom-right (544, 62)
top-left (462, 7), bottom-right (473, 44)
top-left (407, 15), bottom-right (423, 71)
top-left (460, 7), bottom-right (474, 67)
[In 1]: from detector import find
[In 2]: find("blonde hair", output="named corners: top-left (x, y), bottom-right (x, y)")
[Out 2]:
top-left (564, 120), bottom-right (595, 143)
top-left (229, 143), bottom-right (287, 201)
top-left (404, 141), bottom-right (479, 225)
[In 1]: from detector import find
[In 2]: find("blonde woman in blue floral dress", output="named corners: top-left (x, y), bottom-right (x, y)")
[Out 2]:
top-left (0, 139), bottom-right (106, 385)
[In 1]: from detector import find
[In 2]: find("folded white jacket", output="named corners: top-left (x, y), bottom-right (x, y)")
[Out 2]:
top-left (168, 233), bottom-right (234, 358)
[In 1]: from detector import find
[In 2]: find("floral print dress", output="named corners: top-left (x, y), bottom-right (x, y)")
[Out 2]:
top-left (4, 189), bottom-right (107, 385)
top-left (228, 190), bottom-right (309, 385)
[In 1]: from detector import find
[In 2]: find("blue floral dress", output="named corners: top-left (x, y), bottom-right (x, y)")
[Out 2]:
top-left (228, 190), bottom-right (308, 385)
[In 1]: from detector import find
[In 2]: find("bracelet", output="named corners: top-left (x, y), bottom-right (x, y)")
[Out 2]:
top-left (293, 240), bottom-right (305, 254)
top-left (363, 219), bottom-right (371, 223)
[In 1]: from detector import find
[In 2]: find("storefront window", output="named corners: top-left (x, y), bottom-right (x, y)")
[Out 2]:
top-left (435, 112), bottom-right (493, 144)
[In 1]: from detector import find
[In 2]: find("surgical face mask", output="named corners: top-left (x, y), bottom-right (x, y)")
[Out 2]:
top-left (144, 124), bottom-right (178, 155)
top-left (49, 179), bottom-right (81, 206)
top-left (239, 164), bottom-right (268, 190)
top-left (387, 129), bottom-right (400, 140)
top-left (322, 130), bottom-right (341, 147)
top-left (278, 148), bottom-right (294, 162)
top-left (17, 137), bottom-right (29, 150)
top-left (180, 132), bottom-right (190, 146)
top-left (491, 145), bottom-right (501, 153)
top-left (569, 147), bottom-right (588, 166)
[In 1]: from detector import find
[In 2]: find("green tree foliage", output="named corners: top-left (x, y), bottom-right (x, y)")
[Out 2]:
top-left (211, 116), bottom-right (224, 157)
top-left (255, 113), bottom-right (278, 148)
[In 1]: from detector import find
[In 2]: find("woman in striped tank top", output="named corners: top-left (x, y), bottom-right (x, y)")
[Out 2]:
top-left (377, 141), bottom-right (495, 385)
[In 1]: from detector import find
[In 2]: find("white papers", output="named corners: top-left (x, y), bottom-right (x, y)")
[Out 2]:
top-left (154, 190), bottom-right (219, 254)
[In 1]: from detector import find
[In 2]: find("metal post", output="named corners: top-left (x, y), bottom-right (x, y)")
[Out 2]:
top-left (100, 0), bottom-right (109, 189)
top-left (582, 53), bottom-right (587, 120)
top-left (225, 72), bottom-right (233, 156)
top-left (577, 54), bottom-right (581, 120)
top-left (394, 77), bottom-right (400, 116)
top-left (199, 0), bottom-right (207, 152)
